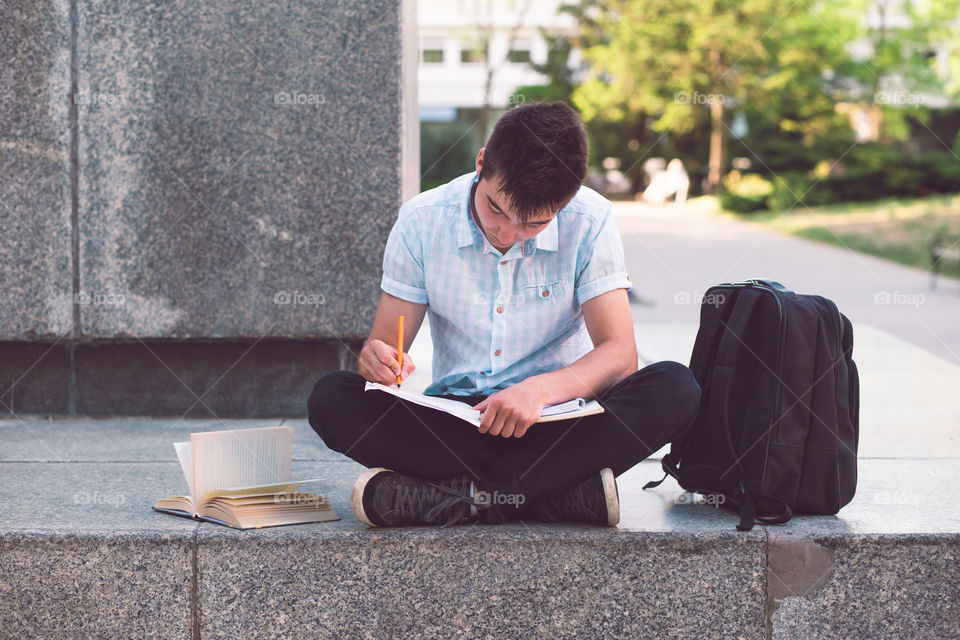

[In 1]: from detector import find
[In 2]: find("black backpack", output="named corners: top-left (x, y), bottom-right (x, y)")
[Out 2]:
top-left (644, 279), bottom-right (859, 530)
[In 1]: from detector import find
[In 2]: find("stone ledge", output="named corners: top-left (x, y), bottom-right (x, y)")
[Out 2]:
top-left (1, 418), bottom-right (959, 639)
top-left (0, 530), bottom-right (194, 640)
top-left (195, 527), bottom-right (766, 639)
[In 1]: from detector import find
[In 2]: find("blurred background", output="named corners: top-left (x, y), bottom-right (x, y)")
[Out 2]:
top-left (417, 0), bottom-right (960, 283)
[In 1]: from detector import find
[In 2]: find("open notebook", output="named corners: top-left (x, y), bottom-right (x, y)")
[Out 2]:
top-left (364, 382), bottom-right (604, 426)
top-left (153, 425), bottom-right (340, 529)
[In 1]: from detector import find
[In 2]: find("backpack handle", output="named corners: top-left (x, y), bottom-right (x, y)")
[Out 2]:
top-left (745, 279), bottom-right (797, 298)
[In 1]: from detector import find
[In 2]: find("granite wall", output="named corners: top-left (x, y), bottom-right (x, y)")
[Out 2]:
top-left (0, 0), bottom-right (419, 417)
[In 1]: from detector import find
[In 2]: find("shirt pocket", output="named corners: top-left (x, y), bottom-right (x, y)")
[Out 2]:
top-left (524, 280), bottom-right (565, 302)
top-left (518, 280), bottom-right (577, 339)
top-left (520, 280), bottom-right (576, 314)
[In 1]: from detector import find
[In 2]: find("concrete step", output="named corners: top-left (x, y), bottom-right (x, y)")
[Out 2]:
top-left (1, 418), bottom-right (959, 639)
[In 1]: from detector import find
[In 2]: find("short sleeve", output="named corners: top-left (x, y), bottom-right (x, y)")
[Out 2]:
top-left (380, 207), bottom-right (429, 304)
top-left (574, 205), bottom-right (633, 305)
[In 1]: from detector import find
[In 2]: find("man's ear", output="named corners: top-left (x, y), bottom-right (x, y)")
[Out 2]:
top-left (475, 147), bottom-right (485, 175)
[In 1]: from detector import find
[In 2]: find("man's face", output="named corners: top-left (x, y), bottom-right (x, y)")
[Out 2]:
top-left (472, 164), bottom-right (557, 253)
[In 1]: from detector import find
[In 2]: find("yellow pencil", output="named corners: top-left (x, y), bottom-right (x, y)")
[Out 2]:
top-left (397, 315), bottom-right (404, 387)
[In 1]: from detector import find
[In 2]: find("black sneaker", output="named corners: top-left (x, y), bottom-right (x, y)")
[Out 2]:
top-left (529, 468), bottom-right (620, 526)
top-left (351, 467), bottom-right (481, 528)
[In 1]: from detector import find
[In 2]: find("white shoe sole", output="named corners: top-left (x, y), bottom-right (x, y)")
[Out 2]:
top-left (351, 467), bottom-right (392, 527)
top-left (600, 467), bottom-right (620, 526)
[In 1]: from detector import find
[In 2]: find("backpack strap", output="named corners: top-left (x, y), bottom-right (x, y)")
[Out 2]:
top-left (736, 485), bottom-right (757, 531)
top-left (712, 292), bottom-right (795, 529)
top-left (710, 292), bottom-right (763, 482)
top-left (642, 474), bottom-right (668, 490)
top-left (641, 453), bottom-right (681, 490)
top-left (644, 286), bottom-right (742, 494)
top-left (735, 481), bottom-right (793, 530)
top-left (643, 288), bottom-right (763, 505)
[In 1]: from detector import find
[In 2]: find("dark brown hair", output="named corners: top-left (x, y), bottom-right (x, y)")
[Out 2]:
top-left (480, 101), bottom-right (588, 223)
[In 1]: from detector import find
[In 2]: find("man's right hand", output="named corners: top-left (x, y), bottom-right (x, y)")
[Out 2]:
top-left (359, 338), bottom-right (416, 386)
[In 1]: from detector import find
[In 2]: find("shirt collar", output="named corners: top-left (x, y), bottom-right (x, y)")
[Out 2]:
top-left (457, 172), bottom-right (560, 254)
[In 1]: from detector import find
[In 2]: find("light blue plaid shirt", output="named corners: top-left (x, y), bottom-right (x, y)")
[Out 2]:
top-left (381, 171), bottom-right (632, 397)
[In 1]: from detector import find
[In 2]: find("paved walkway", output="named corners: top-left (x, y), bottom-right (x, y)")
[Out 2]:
top-left (617, 199), bottom-right (960, 365)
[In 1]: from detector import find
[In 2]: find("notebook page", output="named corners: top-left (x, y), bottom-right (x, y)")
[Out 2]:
top-left (364, 382), bottom-right (480, 419)
top-left (190, 426), bottom-right (292, 502)
top-left (539, 398), bottom-right (586, 417)
top-left (365, 382), bottom-right (590, 423)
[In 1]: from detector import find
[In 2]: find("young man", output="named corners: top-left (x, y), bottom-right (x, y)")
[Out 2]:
top-left (308, 102), bottom-right (701, 528)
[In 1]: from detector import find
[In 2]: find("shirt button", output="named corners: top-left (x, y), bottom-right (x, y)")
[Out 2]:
top-left (499, 260), bottom-right (507, 265)
top-left (496, 305), bottom-right (503, 313)
top-left (541, 289), bottom-right (550, 298)
top-left (494, 349), bottom-right (501, 356)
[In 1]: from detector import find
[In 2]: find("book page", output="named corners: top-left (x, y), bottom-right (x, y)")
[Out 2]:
top-left (173, 441), bottom-right (194, 503)
top-left (190, 426), bottom-right (292, 502)
top-left (198, 479), bottom-right (321, 503)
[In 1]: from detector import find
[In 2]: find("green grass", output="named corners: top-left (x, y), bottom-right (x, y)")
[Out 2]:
top-left (713, 194), bottom-right (960, 282)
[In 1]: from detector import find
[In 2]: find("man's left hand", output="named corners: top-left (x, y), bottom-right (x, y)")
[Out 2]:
top-left (473, 378), bottom-right (548, 438)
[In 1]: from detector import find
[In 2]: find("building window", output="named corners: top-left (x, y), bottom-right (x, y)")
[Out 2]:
top-left (507, 40), bottom-right (531, 64)
top-left (460, 42), bottom-right (487, 64)
top-left (421, 38), bottom-right (444, 64)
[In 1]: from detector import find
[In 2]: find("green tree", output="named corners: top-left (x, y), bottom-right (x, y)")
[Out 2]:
top-left (514, 33), bottom-right (578, 104)
top-left (843, 0), bottom-right (960, 142)
top-left (569, 0), bottom-right (859, 192)
top-left (513, 32), bottom-right (656, 192)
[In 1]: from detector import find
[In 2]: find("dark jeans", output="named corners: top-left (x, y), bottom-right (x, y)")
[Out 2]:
top-left (307, 361), bottom-right (701, 523)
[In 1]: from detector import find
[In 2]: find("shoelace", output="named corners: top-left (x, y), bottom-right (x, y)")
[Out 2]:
top-left (394, 476), bottom-right (475, 528)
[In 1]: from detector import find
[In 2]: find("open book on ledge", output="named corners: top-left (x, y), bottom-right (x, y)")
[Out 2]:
top-left (364, 382), bottom-right (604, 426)
top-left (153, 425), bottom-right (340, 530)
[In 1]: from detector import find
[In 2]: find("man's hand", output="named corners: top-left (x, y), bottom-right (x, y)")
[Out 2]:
top-left (473, 378), bottom-right (549, 439)
top-left (359, 338), bottom-right (415, 386)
